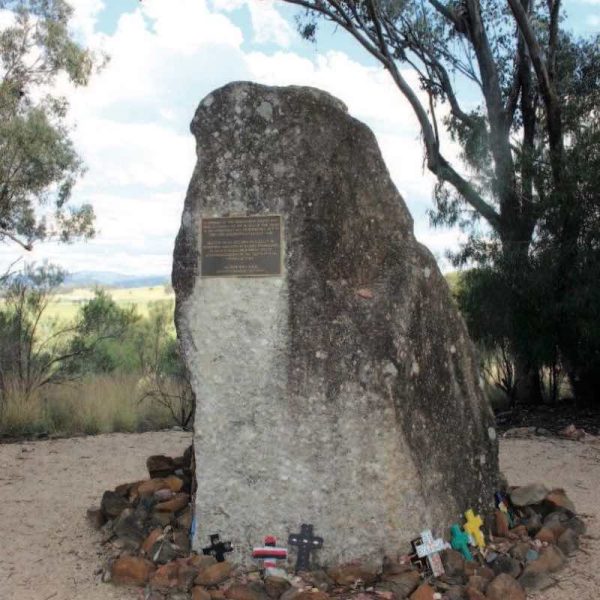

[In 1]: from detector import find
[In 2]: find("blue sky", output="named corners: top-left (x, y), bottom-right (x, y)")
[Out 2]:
top-left (0, 0), bottom-right (598, 276)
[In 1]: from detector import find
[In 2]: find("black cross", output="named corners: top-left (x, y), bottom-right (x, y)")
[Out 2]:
top-left (202, 534), bottom-right (233, 562)
top-left (288, 524), bottom-right (323, 572)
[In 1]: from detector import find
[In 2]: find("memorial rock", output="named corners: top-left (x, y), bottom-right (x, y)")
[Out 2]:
top-left (173, 82), bottom-right (499, 567)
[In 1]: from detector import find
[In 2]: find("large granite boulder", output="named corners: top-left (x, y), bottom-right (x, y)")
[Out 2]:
top-left (173, 81), bottom-right (498, 567)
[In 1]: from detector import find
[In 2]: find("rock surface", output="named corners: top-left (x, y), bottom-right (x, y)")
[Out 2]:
top-left (173, 82), bottom-right (499, 566)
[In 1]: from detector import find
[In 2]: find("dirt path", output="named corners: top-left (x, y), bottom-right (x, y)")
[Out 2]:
top-left (0, 432), bottom-right (598, 600)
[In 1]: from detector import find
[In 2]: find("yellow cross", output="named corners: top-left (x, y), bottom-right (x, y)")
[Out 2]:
top-left (464, 509), bottom-right (485, 550)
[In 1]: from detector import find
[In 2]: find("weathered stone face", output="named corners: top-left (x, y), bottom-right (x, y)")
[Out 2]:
top-left (173, 81), bottom-right (498, 567)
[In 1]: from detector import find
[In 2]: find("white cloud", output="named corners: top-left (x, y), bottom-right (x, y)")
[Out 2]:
top-left (213, 0), bottom-right (295, 47)
top-left (0, 0), bottom-right (465, 276)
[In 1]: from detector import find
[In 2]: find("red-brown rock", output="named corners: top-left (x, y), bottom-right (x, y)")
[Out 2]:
top-left (328, 564), bottom-right (378, 585)
top-left (111, 556), bottom-right (155, 586)
top-left (194, 561), bottom-right (234, 586)
top-left (535, 527), bottom-right (556, 544)
top-left (486, 574), bottom-right (526, 600)
top-left (142, 529), bottom-right (164, 556)
top-left (156, 492), bottom-right (190, 513)
top-left (150, 561), bottom-right (179, 591)
top-left (494, 510), bottom-right (510, 537)
top-left (138, 478), bottom-right (171, 498)
top-left (409, 583), bottom-right (435, 600)
top-left (193, 587), bottom-right (213, 600)
top-left (466, 588), bottom-right (487, 600)
top-left (189, 554), bottom-right (217, 571)
top-left (545, 489), bottom-right (576, 513)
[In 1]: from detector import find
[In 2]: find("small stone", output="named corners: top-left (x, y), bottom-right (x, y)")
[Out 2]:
top-left (441, 549), bottom-right (465, 577)
top-left (301, 570), bottom-right (332, 592)
top-left (380, 570), bottom-right (421, 597)
top-left (178, 562), bottom-right (200, 591)
top-left (537, 545), bottom-right (567, 572)
top-left (111, 556), bottom-right (155, 586)
top-left (467, 575), bottom-right (487, 593)
top-left (294, 592), bottom-right (329, 600)
top-left (507, 525), bottom-right (528, 539)
top-left (556, 528), bottom-right (579, 555)
top-left (518, 569), bottom-right (555, 591)
top-left (493, 510), bottom-right (509, 537)
top-left (409, 583), bottom-right (435, 600)
top-left (195, 561), bottom-right (234, 586)
top-left (147, 454), bottom-right (177, 478)
top-left (444, 586), bottom-right (466, 600)
top-left (328, 564), bottom-right (378, 586)
top-left (265, 576), bottom-right (291, 599)
top-left (174, 529), bottom-right (191, 554)
top-left (141, 529), bottom-right (163, 556)
top-left (509, 483), bottom-right (549, 507)
top-left (166, 475), bottom-right (185, 493)
top-left (101, 490), bottom-right (131, 519)
top-left (138, 478), bottom-right (171, 498)
top-left (113, 509), bottom-right (146, 549)
top-left (150, 561), bottom-right (179, 591)
top-left (535, 527), bottom-right (556, 544)
top-left (189, 554), bottom-right (218, 571)
top-left (225, 583), bottom-right (268, 600)
top-left (193, 587), bottom-right (213, 600)
top-left (486, 574), bottom-right (526, 600)
top-left (544, 511), bottom-right (586, 536)
top-left (87, 507), bottom-right (105, 530)
top-left (465, 588), bottom-right (486, 600)
top-left (156, 492), bottom-right (190, 513)
top-left (545, 489), bottom-right (576, 513)
top-left (154, 488), bottom-right (175, 502)
top-left (509, 542), bottom-right (529, 562)
top-left (491, 555), bottom-right (521, 579)
top-left (151, 540), bottom-right (180, 564)
top-left (525, 549), bottom-right (539, 562)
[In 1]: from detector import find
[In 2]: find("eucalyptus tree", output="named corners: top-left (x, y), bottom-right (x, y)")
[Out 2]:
top-left (283, 0), bottom-right (573, 402)
top-left (0, 0), bottom-right (97, 252)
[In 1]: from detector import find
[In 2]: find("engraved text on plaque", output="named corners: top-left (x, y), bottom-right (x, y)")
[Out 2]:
top-left (201, 215), bottom-right (283, 277)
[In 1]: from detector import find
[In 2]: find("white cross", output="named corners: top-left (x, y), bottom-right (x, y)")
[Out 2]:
top-left (415, 530), bottom-right (449, 577)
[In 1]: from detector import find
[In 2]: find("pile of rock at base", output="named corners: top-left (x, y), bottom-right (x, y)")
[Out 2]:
top-left (89, 451), bottom-right (584, 600)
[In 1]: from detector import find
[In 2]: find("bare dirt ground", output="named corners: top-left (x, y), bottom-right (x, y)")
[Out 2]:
top-left (0, 431), bottom-right (598, 600)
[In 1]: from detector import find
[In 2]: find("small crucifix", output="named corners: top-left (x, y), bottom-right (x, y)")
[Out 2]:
top-left (414, 529), bottom-right (449, 577)
top-left (202, 533), bottom-right (233, 562)
top-left (252, 535), bottom-right (288, 575)
top-left (409, 535), bottom-right (429, 573)
top-left (450, 524), bottom-right (472, 561)
top-left (288, 524), bottom-right (323, 572)
top-left (464, 509), bottom-right (485, 550)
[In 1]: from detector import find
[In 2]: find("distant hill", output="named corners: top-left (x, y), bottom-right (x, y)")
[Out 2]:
top-left (63, 271), bottom-right (169, 289)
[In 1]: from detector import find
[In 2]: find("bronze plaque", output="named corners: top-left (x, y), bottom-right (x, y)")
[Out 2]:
top-left (201, 215), bottom-right (283, 277)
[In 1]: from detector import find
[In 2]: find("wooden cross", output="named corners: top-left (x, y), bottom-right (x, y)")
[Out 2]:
top-left (202, 533), bottom-right (233, 562)
top-left (288, 524), bottom-right (323, 572)
top-left (414, 529), bottom-right (449, 577)
top-left (450, 524), bottom-right (472, 560)
top-left (464, 509), bottom-right (485, 550)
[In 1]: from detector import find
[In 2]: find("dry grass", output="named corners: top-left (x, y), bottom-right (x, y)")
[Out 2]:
top-left (0, 373), bottom-right (174, 437)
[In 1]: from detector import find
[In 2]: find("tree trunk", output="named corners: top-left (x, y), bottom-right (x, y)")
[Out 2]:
top-left (513, 354), bottom-right (543, 405)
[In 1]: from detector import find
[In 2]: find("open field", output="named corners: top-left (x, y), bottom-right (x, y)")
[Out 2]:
top-left (0, 432), bottom-right (598, 600)
top-left (44, 285), bottom-right (175, 322)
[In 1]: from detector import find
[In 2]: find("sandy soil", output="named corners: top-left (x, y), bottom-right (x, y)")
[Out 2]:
top-left (0, 431), bottom-right (598, 600)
